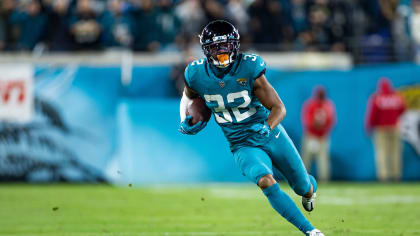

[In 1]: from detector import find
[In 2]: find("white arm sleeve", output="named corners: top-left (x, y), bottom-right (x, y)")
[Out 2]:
top-left (180, 91), bottom-right (192, 122)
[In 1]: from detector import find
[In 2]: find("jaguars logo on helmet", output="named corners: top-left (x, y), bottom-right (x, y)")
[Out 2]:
top-left (199, 20), bottom-right (240, 68)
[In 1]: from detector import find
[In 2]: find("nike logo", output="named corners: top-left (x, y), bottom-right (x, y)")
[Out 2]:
top-left (260, 61), bottom-right (265, 66)
top-left (275, 131), bottom-right (280, 138)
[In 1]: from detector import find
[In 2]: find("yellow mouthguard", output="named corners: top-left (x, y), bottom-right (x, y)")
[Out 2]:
top-left (216, 54), bottom-right (229, 64)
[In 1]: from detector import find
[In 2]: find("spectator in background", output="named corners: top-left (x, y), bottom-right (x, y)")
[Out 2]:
top-left (248, 0), bottom-right (290, 50)
top-left (0, 0), bottom-right (15, 50)
top-left (175, 0), bottom-right (205, 36)
top-left (301, 86), bottom-right (336, 181)
top-left (305, 0), bottom-right (354, 52)
top-left (290, 0), bottom-right (308, 37)
top-left (100, 0), bottom-right (134, 48)
top-left (226, 0), bottom-right (253, 49)
top-left (365, 78), bottom-right (406, 181)
top-left (226, 0), bottom-right (249, 36)
top-left (202, 0), bottom-right (228, 23)
top-left (327, 0), bottom-right (353, 52)
top-left (174, 0), bottom-right (206, 54)
top-left (360, 0), bottom-right (398, 35)
top-left (359, 0), bottom-right (399, 62)
top-left (0, 12), bottom-right (5, 50)
top-left (69, 0), bottom-right (102, 50)
top-left (9, 0), bottom-right (48, 51)
top-left (392, 0), bottom-right (413, 62)
top-left (45, 0), bottom-right (73, 51)
top-left (302, 0), bottom-right (333, 51)
top-left (156, 0), bottom-right (181, 51)
top-left (410, 0), bottom-right (420, 61)
top-left (131, 0), bottom-right (160, 51)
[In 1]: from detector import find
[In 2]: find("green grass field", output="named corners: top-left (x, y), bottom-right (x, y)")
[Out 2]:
top-left (1, 183), bottom-right (420, 236)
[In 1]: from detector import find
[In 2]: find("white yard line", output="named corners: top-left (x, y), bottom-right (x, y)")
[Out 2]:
top-left (137, 232), bottom-right (299, 236)
top-left (208, 188), bottom-right (420, 205)
top-left (52, 229), bottom-right (420, 236)
top-left (318, 195), bottom-right (420, 205)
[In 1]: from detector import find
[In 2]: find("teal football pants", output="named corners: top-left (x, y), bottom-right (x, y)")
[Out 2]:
top-left (233, 125), bottom-right (314, 196)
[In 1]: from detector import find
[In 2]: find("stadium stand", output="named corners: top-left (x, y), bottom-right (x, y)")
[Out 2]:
top-left (0, 0), bottom-right (418, 64)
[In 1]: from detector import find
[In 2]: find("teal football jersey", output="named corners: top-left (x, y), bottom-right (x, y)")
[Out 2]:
top-left (184, 53), bottom-right (270, 151)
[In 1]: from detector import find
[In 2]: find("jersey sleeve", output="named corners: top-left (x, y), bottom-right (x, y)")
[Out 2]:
top-left (184, 64), bottom-right (193, 88)
top-left (252, 55), bottom-right (267, 80)
top-left (183, 59), bottom-right (203, 90)
top-left (242, 54), bottom-right (266, 89)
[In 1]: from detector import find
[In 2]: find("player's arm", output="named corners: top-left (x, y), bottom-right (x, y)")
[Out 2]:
top-left (179, 85), bottom-right (199, 122)
top-left (179, 84), bottom-right (207, 135)
top-left (254, 74), bottom-right (286, 130)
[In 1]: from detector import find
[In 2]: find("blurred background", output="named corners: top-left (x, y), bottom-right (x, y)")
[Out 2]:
top-left (0, 0), bottom-right (419, 184)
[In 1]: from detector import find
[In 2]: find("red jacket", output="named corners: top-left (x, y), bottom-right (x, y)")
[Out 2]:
top-left (365, 79), bottom-right (406, 132)
top-left (302, 98), bottom-right (336, 138)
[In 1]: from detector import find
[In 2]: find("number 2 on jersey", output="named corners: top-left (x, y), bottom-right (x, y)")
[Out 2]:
top-left (204, 90), bottom-right (256, 123)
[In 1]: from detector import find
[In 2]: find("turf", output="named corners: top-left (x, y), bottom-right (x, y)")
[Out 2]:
top-left (0, 183), bottom-right (419, 236)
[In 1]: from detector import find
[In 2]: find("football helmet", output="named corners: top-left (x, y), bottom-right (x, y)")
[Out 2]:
top-left (199, 20), bottom-right (240, 68)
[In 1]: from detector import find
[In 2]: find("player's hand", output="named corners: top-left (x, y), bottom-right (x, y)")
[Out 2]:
top-left (249, 121), bottom-right (271, 137)
top-left (179, 116), bottom-right (207, 135)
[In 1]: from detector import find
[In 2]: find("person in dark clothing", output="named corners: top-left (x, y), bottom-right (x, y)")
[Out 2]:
top-left (9, 0), bottom-right (48, 51)
top-left (156, 0), bottom-right (182, 50)
top-left (289, 0), bottom-right (309, 37)
top-left (1, 0), bottom-right (19, 51)
top-left (0, 14), bottom-right (5, 50)
top-left (248, 0), bottom-right (290, 50)
top-left (306, 4), bottom-right (333, 51)
top-left (359, 0), bottom-right (397, 35)
top-left (68, 0), bottom-right (102, 50)
top-left (201, 0), bottom-right (228, 23)
top-left (131, 0), bottom-right (161, 51)
top-left (327, 0), bottom-right (354, 52)
top-left (100, 0), bottom-right (134, 48)
top-left (358, 0), bottom-right (399, 62)
top-left (45, 0), bottom-right (74, 51)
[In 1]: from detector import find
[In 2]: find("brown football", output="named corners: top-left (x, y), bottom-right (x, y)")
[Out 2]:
top-left (186, 97), bottom-right (212, 125)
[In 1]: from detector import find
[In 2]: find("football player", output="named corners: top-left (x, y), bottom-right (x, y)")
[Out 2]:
top-left (179, 20), bottom-right (324, 236)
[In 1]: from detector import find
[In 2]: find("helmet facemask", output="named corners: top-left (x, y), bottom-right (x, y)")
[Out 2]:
top-left (202, 40), bottom-right (239, 68)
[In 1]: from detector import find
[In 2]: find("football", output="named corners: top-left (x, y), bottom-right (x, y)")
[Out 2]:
top-left (186, 97), bottom-right (212, 125)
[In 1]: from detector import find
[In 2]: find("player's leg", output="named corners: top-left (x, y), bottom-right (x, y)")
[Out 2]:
top-left (267, 125), bottom-right (318, 211)
top-left (317, 137), bottom-right (330, 182)
top-left (301, 134), bottom-right (314, 173)
top-left (374, 128), bottom-right (388, 181)
top-left (390, 128), bottom-right (402, 181)
top-left (233, 147), bottom-right (315, 235)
